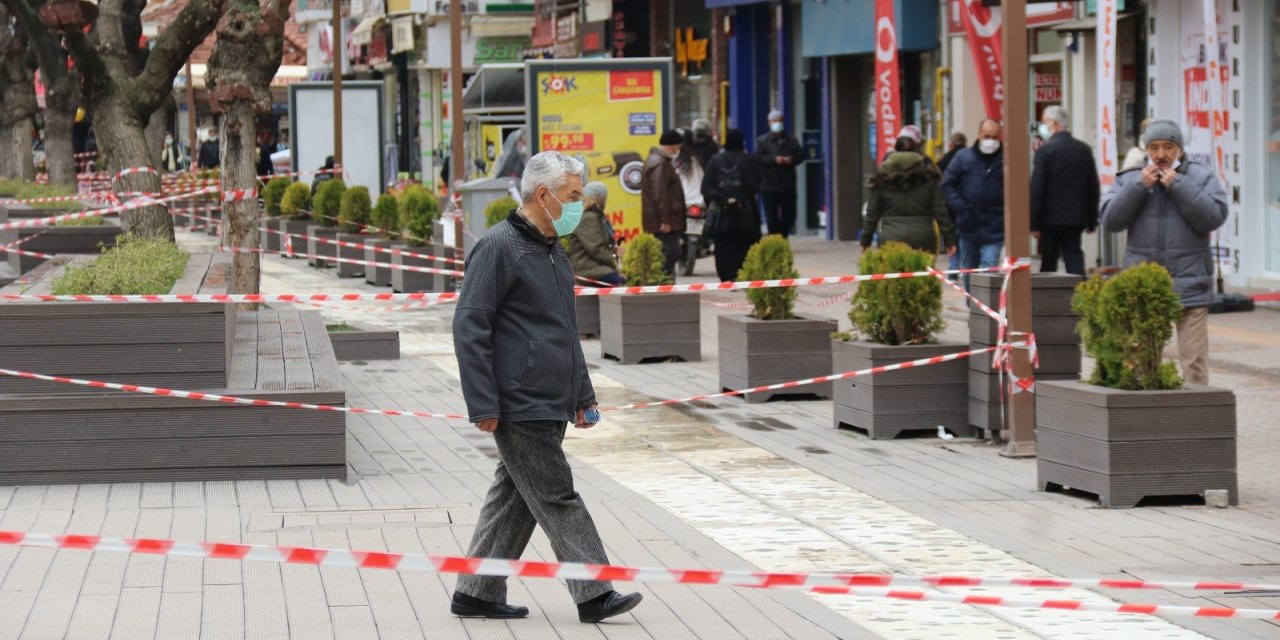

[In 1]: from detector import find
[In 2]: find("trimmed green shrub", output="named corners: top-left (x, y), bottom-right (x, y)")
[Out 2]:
top-left (485, 196), bottom-right (519, 228)
top-left (262, 176), bottom-right (292, 217)
top-left (371, 193), bottom-right (399, 238)
top-left (1073, 262), bottom-right (1183, 390)
top-left (848, 241), bottom-right (944, 345)
top-left (338, 186), bottom-right (372, 234)
top-left (51, 236), bottom-right (190, 295)
top-left (738, 235), bottom-right (799, 321)
top-left (313, 178), bottom-right (346, 227)
top-left (280, 182), bottom-right (312, 219)
top-left (620, 232), bottom-right (671, 286)
top-left (398, 185), bottom-right (439, 247)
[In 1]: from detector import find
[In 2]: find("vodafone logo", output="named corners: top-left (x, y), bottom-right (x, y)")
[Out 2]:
top-left (965, 0), bottom-right (1002, 39)
top-left (875, 17), bottom-right (896, 63)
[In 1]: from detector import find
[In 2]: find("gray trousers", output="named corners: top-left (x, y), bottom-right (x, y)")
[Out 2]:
top-left (455, 420), bottom-right (613, 605)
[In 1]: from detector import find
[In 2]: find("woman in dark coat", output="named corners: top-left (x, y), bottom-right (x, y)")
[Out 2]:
top-left (861, 151), bottom-right (957, 255)
top-left (701, 129), bottom-right (763, 282)
top-left (568, 182), bottom-right (624, 286)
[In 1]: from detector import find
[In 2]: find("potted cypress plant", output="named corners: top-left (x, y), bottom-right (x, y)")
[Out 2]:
top-left (336, 186), bottom-right (372, 278)
top-left (833, 241), bottom-right (971, 439)
top-left (1038, 263), bottom-right (1237, 508)
top-left (719, 236), bottom-right (837, 402)
top-left (259, 176), bottom-right (291, 254)
top-left (391, 185), bottom-right (439, 293)
top-left (599, 232), bottom-right (700, 364)
top-left (308, 178), bottom-right (345, 268)
top-left (364, 192), bottom-right (399, 287)
top-left (279, 182), bottom-right (312, 259)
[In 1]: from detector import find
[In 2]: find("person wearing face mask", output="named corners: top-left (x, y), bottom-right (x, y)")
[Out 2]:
top-left (196, 125), bottom-right (220, 170)
top-left (641, 129), bottom-right (688, 279)
top-left (1029, 106), bottom-right (1100, 277)
top-left (451, 151), bottom-right (643, 624)
top-left (160, 132), bottom-right (185, 173)
top-left (685, 118), bottom-right (720, 171)
top-left (754, 110), bottom-right (806, 237)
top-left (942, 119), bottom-right (1006, 291)
top-left (1100, 120), bottom-right (1228, 386)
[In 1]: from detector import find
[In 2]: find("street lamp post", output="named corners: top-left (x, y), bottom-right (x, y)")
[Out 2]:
top-left (332, 0), bottom-right (344, 169)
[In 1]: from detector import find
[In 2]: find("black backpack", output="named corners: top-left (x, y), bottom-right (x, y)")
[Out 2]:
top-left (716, 159), bottom-right (748, 204)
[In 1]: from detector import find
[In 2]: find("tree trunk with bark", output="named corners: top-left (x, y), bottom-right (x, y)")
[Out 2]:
top-left (59, 0), bottom-right (224, 240)
top-left (207, 0), bottom-right (288, 295)
top-left (0, 5), bottom-right (37, 181)
top-left (0, 0), bottom-right (81, 186)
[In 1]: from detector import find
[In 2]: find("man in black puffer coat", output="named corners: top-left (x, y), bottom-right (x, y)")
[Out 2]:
top-left (942, 119), bottom-right (1005, 290)
top-left (1030, 106), bottom-right (1100, 276)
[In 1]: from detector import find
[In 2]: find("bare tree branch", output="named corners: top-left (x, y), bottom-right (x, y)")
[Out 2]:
top-left (134, 0), bottom-right (225, 115)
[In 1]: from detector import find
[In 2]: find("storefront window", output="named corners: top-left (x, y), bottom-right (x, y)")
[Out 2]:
top-left (1269, 0), bottom-right (1280, 271)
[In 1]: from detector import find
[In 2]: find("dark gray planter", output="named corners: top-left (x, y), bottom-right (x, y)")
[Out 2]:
top-left (363, 238), bottom-right (393, 287)
top-left (16, 225), bottom-right (124, 274)
top-left (432, 242), bottom-right (461, 293)
top-left (260, 217), bottom-right (283, 254)
top-left (718, 315), bottom-right (837, 402)
top-left (336, 232), bottom-right (368, 278)
top-left (576, 295), bottom-right (601, 337)
top-left (599, 293), bottom-right (701, 364)
top-left (327, 324), bottom-right (400, 361)
top-left (204, 205), bottom-right (223, 236)
top-left (306, 225), bottom-right (338, 268)
top-left (832, 340), bottom-right (973, 439)
top-left (391, 243), bottom-right (434, 293)
top-left (172, 202), bottom-right (192, 227)
top-left (1037, 380), bottom-right (1238, 508)
top-left (280, 219), bottom-right (312, 258)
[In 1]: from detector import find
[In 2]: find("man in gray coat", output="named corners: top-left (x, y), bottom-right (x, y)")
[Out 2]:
top-left (451, 151), bottom-right (643, 623)
top-left (1100, 120), bottom-right (1228, 385)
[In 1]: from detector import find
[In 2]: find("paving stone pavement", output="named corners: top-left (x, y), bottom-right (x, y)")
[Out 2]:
top-left (0, 231), bottom-right (1276, 639)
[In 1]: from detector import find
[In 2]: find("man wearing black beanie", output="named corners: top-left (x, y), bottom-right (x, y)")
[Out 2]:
top-left (641, 130), bottom-right (687, 279)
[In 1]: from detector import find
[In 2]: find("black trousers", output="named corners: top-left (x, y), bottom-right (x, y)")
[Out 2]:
top-left (760, 190), bottom-right (797, 238)
top-left (656, 231), bottom-right (681, 282)
top-left (714, 232), bottom-right (757, 282)
top-left (1038, 225), bottom-right (1086, 276)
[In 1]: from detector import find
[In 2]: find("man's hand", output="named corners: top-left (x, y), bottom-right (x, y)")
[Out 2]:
top-left (1086, 227), bottom-right (1096, 235)
top-left (1142, 163), bottom-right (1162, 188)
top-left (474, 418), bottom-right (499, 433)
top-left (1159, 168), bottom-right (1178, 188)
top-left (945, 245), bottom-right (957, 256)
top-left (775, 156), bottom-right (789, 166)
top-left (575, 405), bottom-right (599, 429)
top-left (659, 223), bottom-right (672, 234)
top-left (1032, 231), bottom-right (1041, 241)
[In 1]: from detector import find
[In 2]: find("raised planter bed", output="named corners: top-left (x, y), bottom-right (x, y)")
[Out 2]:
top-left (832, 340), bottom-right (973, 439)
top-left (306, 225), bottom-right (338, 268)
top-left (599, 293), bottom-right (700, 364)
top-left (391, 244), bottom-right (435, 293)
top-left (430, 220), bottom-right (460, 293)
top-left (336, 233), bottom-right (368, 278)
top-left (327, 323), bottom-right (400, 361)
top-left (576, 295), bottom-right (600, 337)
top-left (363, 238), bottom-right (393, 287)
top-left (280, 219), bottom-right (312, 258)
top-left (0, 252), bottom-right (235, 394)
top-left (1036, 380), bottom-right (1238, 508)
top-left (260, 217), bottom-right (283, 254)
top-left (719, 315), bottom-right (836, 402)
top-left (15, 225), bottom-right (124, 273)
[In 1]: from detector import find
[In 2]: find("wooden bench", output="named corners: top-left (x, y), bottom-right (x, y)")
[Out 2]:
top-left (0, 309), bottom-right (347, 484)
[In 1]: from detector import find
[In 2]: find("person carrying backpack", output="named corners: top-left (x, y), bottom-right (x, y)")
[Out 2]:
top-left (702, 129), bottom-right (763, 282)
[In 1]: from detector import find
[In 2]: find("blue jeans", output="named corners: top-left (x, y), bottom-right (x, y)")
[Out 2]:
top-left (959, 237), bottom-right (1002, 293)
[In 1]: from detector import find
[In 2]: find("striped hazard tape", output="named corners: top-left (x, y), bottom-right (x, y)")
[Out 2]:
top-left (0, 187), bottom-right (216, 230)
top-left (0, 531), bottom-right (1275, 619)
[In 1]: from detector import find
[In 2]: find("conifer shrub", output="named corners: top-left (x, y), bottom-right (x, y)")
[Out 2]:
top-left (620, 232), bottom-right (671, 286)
top-left (737, 235), bottom-right (799, 320)
top-left (847, 241), bottom-right (944, 345)
top-left (1073, 262), bottom-right (1183, 390)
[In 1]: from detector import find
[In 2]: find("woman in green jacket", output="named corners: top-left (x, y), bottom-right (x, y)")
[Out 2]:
top-left (568, 182), bottom-right (624, 286)
top-left (861, 151), bottom-right (957, 255)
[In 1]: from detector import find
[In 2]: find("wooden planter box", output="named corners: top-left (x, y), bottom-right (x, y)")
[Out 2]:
top-left (328, 323), bottom-right (400, 361)
top-left (336, 233), bottom-right (368, 278)
top-left (0, 253), bottom-right (236, 394)
top-left (599, 293), bottom-right (701, 364)
top-left (1037, 380), bottom-right (1238, 508)
top-left (391, 243), bottom-right (434, 293)
top-left (363, 238), bottom-right (393, 287)
top-left (306, 225), bottom-right (339, 268)
top-left (833, 340), bottom-right (973, 439)
top-left (260, 217), bottom-right (283, 254)
top-left (432, 242), bottom-right (461, 293)
top-left (719, 315), bottom-right (836, 402)
top-left (280, 219), bottom-right (312, 258)
top-left (15, 225), bottom-right (125, 274)
top-left (576, 295), bottom-right (601, 337)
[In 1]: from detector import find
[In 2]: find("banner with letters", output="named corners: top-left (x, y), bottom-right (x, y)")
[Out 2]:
top-left (874, 0), bottom-right (902, 165)
top-left (957, 0), bottom-right (1005, 121)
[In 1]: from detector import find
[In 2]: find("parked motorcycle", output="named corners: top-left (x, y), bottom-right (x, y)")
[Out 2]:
top-left (679, 204), bottom-right (712, 277)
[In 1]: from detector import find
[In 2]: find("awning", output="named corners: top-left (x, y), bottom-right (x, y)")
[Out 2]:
top-left (174, 64), bottom-right (309, 91)
top-left (463, 63), bottom-right (526, 115)
top-left (1051, 12), bottom-right (1141, 32)
top-left (351, 15), bottom-right (386, 46)
top-left (469, 15), bottom-right (535, 38)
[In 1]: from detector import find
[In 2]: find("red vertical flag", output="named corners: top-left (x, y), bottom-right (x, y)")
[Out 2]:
top-left (874, 0), bottom-right (902, 166)
top-left (958, 0), bottom-right (1006, 121)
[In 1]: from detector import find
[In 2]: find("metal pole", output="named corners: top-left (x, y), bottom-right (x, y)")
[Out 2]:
top-left (1001, 0), bottom-right (1036, 458)
top-left (185, 62), bottom-right (197, 170)
top-left (332, 0), bottom-right (344, 168)
top-left (450, 0), bottom-right (464, 253)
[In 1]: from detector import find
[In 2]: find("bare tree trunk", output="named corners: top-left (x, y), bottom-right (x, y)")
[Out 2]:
top-left (5, 120), bottom-right (36, 180)
top-left (1, 0), bottom-right (82, 186)
top-left (0, 4), bottom-right (37, 181)
top-left (0, 126), bottom-right (12, 178)
top-left (95, 99), bottom-right (173, 240)
top-left (43, 101), bottom-right (77, 185)
top-left (208, 0), bottom-right (288, 294)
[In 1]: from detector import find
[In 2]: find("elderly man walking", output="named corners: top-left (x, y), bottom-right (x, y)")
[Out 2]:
top-left (1030, 106), bottom-right (1100, 276)
top-left (942, 119), bottom-right (1006, 290)
top-left (451, 151), bottom-right (643, 623)
top-left (1100, 120), bottom-right (1228, 386)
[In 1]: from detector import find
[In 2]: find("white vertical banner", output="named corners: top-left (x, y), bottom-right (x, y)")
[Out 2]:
top-left (1202, 0), bottom-right (1227, 185)
top-left (1095, 0), bottom-right (1118, 190)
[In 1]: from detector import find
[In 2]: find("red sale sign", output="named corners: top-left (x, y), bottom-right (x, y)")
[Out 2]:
top-left (874, 0), bottom-right (901, 166)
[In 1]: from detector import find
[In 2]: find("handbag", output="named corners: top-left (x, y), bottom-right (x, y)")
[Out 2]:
top-left (703, 200), bottom-right (727, 239)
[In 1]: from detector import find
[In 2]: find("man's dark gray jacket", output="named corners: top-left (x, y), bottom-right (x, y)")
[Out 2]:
top-left (454, 210), bottom-right (596, 423)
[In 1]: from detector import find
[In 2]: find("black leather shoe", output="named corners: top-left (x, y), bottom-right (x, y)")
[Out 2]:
top-left (450, 592), bottom-right (529, 619)
top-left (577, 591), bottom-right (643, 623)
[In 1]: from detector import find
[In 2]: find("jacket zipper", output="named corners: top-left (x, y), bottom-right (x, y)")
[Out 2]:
top-left (548, 243), bottom-right (577, 416)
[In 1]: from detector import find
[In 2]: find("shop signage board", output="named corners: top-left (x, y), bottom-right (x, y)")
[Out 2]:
top-left (874, 0), bottom-right (902, 166)
top-left (1096, 0), bottom-right (1118, 188)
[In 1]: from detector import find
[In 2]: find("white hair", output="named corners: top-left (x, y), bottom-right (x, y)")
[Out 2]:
top-left (1044, 105), bottom-right (1071, 130)
top-left (582, 181), bottom-right (609, 211)
top-left (520, 151), bottom-right (585, 202)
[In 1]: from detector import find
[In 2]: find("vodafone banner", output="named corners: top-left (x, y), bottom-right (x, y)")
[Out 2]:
top-left (874, 0), bottom-right (902, 166)
top-left (1095, 0), bottom-right (1118, 189)
top-left (958, 0), bottom-right (1005, 121)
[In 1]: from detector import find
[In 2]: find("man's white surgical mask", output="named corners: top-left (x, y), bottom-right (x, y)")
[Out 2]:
top-left (1149, 155), bottom-right (1181, 171)
top-left (979, 139), bottom-right (1001, 155)
top-left (769, 122), bottom-right (784, 134)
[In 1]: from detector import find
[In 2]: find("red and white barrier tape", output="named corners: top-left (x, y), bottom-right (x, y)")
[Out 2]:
top-left (0, 531), bottom-right (1273, 620)
top-left (113, 166), bottom-right (159, 183)
top-left (0, 188), bottom-right (215, 231)
top-left (222, 188), bottom-right (258, 203)
top-left (258, 224), bottom-right (450, 266)
top-left (218, 245), bottom-right (466, 278)
top-left (306, 211), bottom-right (443, 254)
